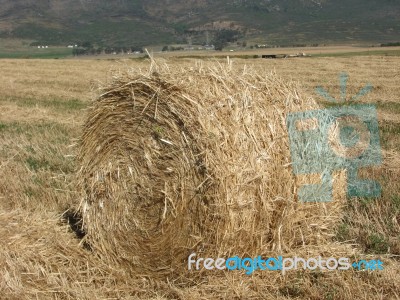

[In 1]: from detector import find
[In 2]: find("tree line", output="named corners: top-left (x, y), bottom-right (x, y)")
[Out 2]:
top-left (72, 42), bottom-right (144, 56)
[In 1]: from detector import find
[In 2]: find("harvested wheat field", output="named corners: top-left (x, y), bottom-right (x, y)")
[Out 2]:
top-left (0, 56), bottom-right (399, 299)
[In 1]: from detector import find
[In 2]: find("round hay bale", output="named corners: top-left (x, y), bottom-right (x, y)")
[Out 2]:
top-left (78, 71), bottom-right (210, 275)
top-left (78, 60), bottom-right (346, 278)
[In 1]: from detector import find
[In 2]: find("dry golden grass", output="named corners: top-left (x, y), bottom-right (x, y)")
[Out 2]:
top-left (0, 56), bottom-right (399, 299)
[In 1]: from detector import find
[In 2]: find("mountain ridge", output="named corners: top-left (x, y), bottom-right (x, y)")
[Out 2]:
top-left (0, 0), bottom-right (399, 47)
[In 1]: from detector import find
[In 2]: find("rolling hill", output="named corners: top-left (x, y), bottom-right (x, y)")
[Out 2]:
top-left (0, 0), bottom-right (399, 47)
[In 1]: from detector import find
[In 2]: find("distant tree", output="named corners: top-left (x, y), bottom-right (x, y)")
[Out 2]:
top-left (81, 41), bottom-right (92, 49)
top-left (162, 45), bottom-right (169, 52)
top-left (130, 46), bottom-right (143, 53)
top-left (216, 30), bottom-right (239, 43)
top-left (212, 29), bottom-right (240, 51)
top-left (214, 40), bottom-right (227, 51)
top-left (72, 48), bottom-right (86, 56)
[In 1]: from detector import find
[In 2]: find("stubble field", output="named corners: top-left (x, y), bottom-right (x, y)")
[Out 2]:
top-left (0, 56), bottom-right (399, 299)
